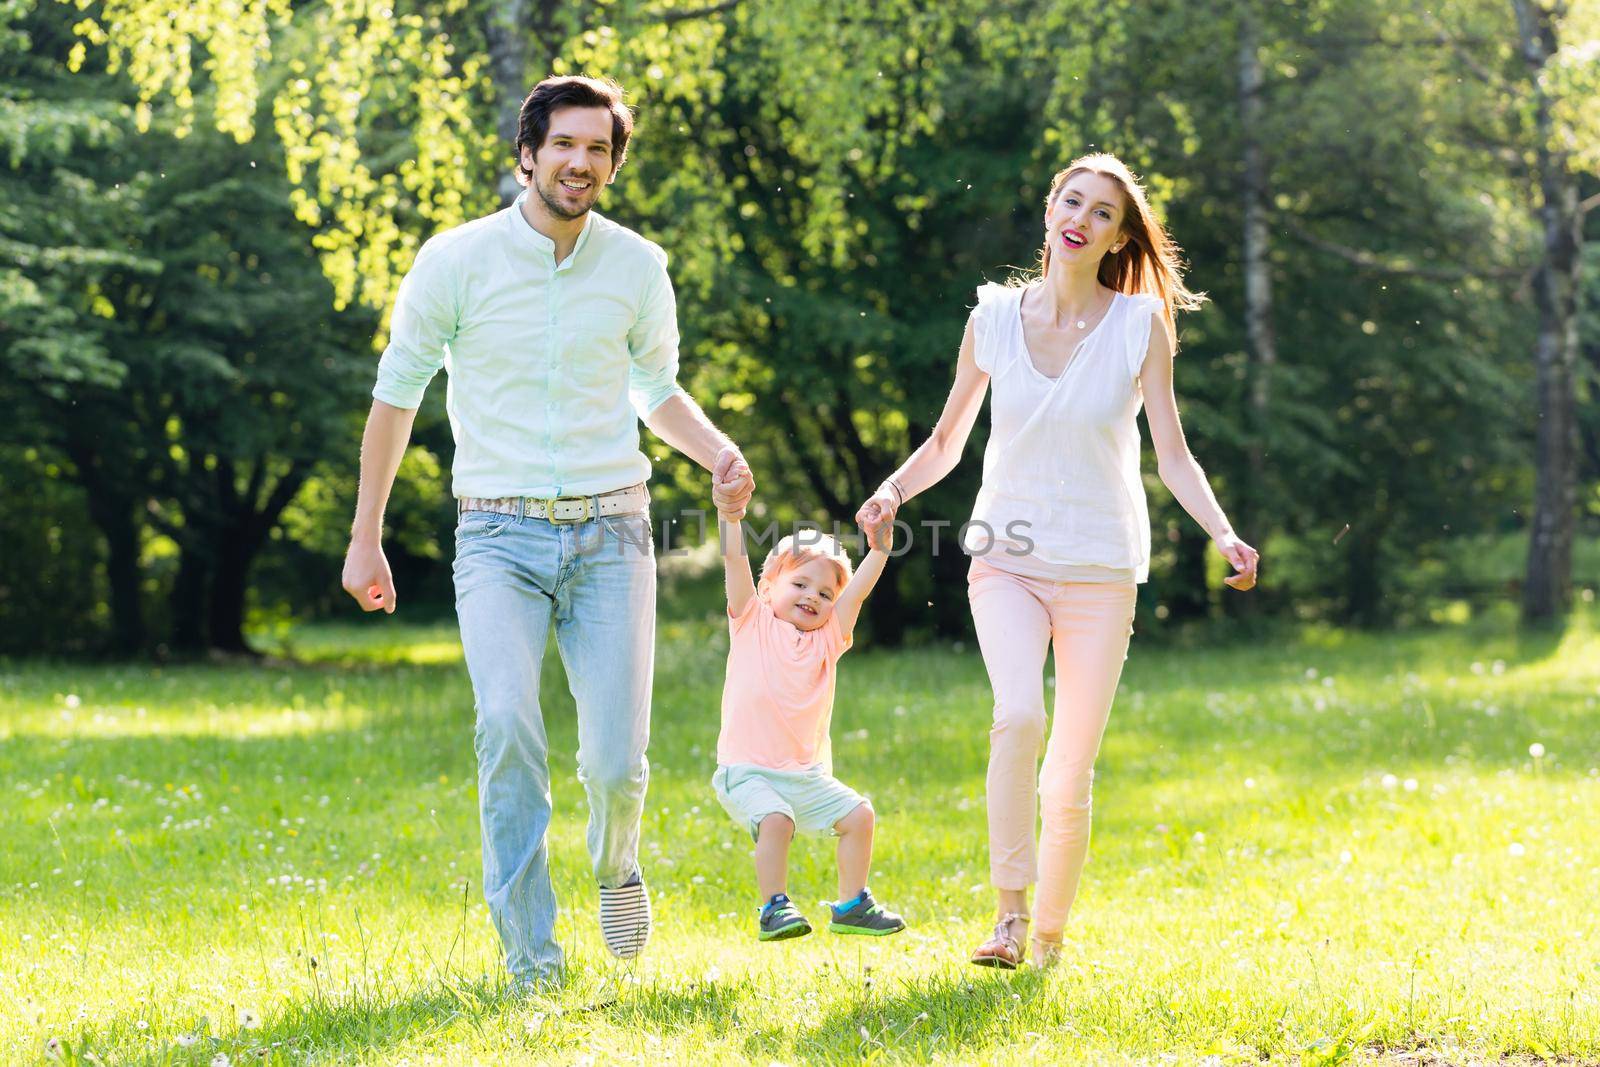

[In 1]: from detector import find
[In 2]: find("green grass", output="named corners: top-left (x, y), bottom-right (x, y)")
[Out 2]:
top-left (4, 604), bottom-right (1599, 1065)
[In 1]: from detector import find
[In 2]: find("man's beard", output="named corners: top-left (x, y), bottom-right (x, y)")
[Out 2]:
top-left (535, 172), bottom-right (599, 221)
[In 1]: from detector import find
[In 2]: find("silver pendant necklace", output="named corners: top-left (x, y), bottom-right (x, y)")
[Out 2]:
top-left (1029, 285), bottom-right (1110, 334)
top-left (1066, 290), bottom-right (1109, 330)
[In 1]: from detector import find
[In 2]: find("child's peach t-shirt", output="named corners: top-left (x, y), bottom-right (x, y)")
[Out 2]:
top-left (716, 596), bottom-right (853, 772)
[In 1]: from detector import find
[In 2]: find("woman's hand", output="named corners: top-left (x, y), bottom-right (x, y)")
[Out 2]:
top-left (855, 488), bottom-right (899, 551)
top-left (1215, 533), bottom-right (1260, 591)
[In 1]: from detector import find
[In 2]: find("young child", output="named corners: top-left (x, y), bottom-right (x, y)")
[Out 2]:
top-left (710, 474), bottom-right (906, 942)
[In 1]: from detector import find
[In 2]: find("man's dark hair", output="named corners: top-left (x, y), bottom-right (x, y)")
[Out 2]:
top-left (514, 75), bottom-right (634, 185)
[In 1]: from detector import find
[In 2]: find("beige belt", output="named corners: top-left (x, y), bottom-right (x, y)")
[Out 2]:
top-left (458, 483), bottom-right (649, 525)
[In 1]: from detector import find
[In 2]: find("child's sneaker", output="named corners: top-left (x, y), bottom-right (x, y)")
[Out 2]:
top-left (827, 890), bottom-right (905, 936)
top-left (758, 894), bottom-right (812, 941)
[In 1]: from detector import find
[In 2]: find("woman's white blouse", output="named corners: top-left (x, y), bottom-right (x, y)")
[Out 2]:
top-left (961, 282), bottom-right (1162, 583)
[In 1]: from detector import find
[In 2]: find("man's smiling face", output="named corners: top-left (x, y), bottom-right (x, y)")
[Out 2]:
top-left (521, 105), bottom-right (617, 221)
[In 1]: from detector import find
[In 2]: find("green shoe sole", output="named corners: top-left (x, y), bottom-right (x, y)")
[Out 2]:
top-left (759, 919), bottom-right (812, 941)
top-left (828, 920), bottom-right (905, 937)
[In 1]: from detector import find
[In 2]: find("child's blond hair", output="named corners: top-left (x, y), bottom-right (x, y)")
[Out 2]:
top-left (757, 531), bottom-right (854, 594)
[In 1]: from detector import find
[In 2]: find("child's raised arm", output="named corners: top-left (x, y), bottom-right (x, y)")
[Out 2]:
top-left (714, 457), bottom-right (758, 616)
top-left (718, 516), bottom-right (757, 620)
top-left (832, 524), bottom-right (893, 639)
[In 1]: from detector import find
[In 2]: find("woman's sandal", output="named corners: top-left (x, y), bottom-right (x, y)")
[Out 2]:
top-left (1029, 932), bottom-right (1064, 970)
top-left (969, 912), bottom-right (1029, 970)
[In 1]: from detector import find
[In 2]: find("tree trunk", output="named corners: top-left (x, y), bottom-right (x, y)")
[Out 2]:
top-left (486, 0), bottom-right (571, 207)
top-left (207, 532), bottom-right (254, 654)
top-left (1230, 6), bottom-right (1275, 619)
top-left (486, 0), bottom-right (533, 207)
top-left (1238, 7), bottom-right (1277, 528)
top-left (865, 552), bottom-right (906, 647)
top-left (1344, 520), bottom-right (1390, 628)
top-left (1165, 525), bottom-right (1212, 622)
top-left (931, 516), bottom-right (970, 639)
top-left (63, 435), bottom-right (147, 653)
top-left (170, 547), bottom-right (211, 653)
top-left (96, 498), bottom-right (147, 654)
top-left (1581, 335), bottom-right (1600, 483)
top-left (1516, 0), bottom-right (1582, 624)
top-left (204, 462), bottom-right (310, 654)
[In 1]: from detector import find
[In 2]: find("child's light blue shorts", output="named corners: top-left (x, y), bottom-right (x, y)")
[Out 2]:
top-left (712, 763), bottom-right (867, 840)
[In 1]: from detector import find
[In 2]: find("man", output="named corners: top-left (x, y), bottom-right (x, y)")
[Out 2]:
top-left (340, 75), bottom-right (754, 986)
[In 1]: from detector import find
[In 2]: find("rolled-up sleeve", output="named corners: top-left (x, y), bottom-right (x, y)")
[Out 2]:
top-left (627, 250), bottom-right (687, 418)
top-left (373, 240), bottom-right (457, 409)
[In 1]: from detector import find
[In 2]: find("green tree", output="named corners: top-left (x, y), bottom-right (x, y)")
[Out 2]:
top-left (1276, 0), bottom-right (1600, 622)
top-left (7, 0), bottom-right (375, 653)
top-left (1088, 0), bottom-right (1543, 623)
top-left (1, 0), bottom-right (158, 651)
top-left (56, 0), bottom-right (1592, 641)
top-left (118, 130), bottom-right (372, 651)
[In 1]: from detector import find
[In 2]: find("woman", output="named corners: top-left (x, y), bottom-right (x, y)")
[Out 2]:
top-left (857, 153), bottom-right (1258, 969)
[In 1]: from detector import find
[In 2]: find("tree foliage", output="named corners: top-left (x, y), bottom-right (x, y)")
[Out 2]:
top-left (10, 0), bottom-right (1596, 652)
top-left (4, 0), bottom-right (373, 652)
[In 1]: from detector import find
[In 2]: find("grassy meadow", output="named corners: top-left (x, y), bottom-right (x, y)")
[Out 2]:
top-left (3, 599), bottom-right (1598, 1065)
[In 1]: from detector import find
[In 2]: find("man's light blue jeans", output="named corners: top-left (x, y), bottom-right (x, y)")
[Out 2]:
top-left (452, 507), bottom-right (655, 982)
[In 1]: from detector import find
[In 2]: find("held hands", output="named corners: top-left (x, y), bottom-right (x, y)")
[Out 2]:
top-left (711, 445), bottom-right (755, 521)
top-left (863, 511), bottom-right (895, 553)
top-left (1215, 532), bottom-right (1260, 591)
top-left (855, 484), bottom-right (900, 551)
top-left (341, 539), bottom-right (397, 614)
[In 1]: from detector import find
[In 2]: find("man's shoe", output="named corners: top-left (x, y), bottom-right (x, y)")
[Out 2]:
top-left (598, 870), bottom-right (652, 960)
top-left (828, 890), bottom-right (905, 936)
top-left (758, 894), bottom-right (812, 942)
top-left (509, 968), bottom-right (563, 1002)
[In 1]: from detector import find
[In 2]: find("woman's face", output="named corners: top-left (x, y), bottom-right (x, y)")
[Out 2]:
top-left (1045, 170), bottom-right (1127, 264)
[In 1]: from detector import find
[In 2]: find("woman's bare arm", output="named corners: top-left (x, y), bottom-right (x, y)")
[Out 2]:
top-left (1139, 322), bottom-right (1259, 590)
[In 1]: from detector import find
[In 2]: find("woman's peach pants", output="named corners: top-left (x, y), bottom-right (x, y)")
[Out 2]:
top-left (967, 557), bottom-right (1137, 935)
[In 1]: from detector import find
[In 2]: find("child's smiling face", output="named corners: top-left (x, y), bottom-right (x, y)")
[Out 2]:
top-left (764, 557), bottom-right (843, 632)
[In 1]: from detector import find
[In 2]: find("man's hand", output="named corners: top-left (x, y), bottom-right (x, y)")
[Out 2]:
top-left (342, 539), bottom-right (397, 613)
top-left (711, 445), bottom-right (755, 522)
